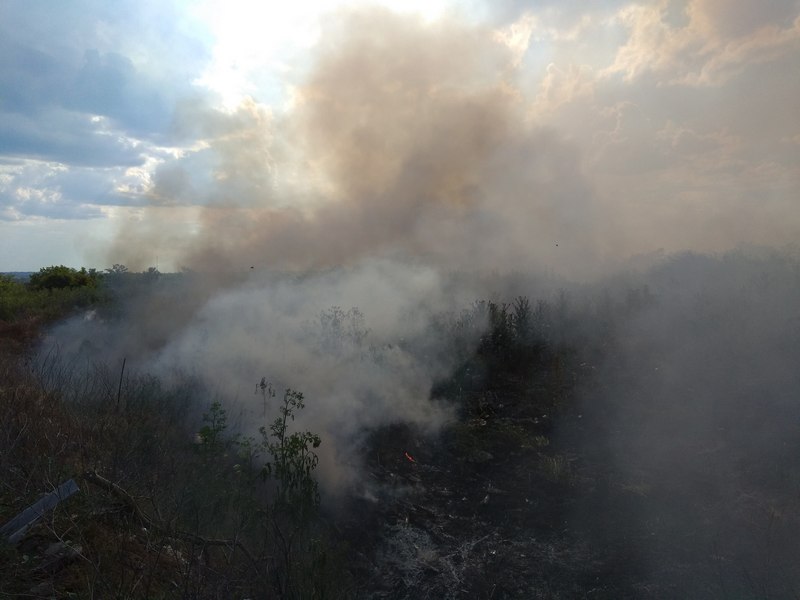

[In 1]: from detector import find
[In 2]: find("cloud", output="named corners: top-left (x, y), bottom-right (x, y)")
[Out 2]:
top-left (64, 50), bottom-right (173, 136)
top-left (687, 0), bottom-right (798, 39)
top-left (0, 39), bottom-right (72, 114)
top-left (531, 62), bottom-right (595, 115)
top-left (0, 0), bottom-right (214, 223)
top-left (605, 0), bottom-right (800, 85)
top-left (0, 158), bottom-right (160, 222)
top-left (0, 188), bottom-right (103, 221)
top-left (0, 111), bottom-right (145, 168)
top-left (0, 2), bottom-right (206, 135)
top-left (477, 0), bottom-right (630, 28)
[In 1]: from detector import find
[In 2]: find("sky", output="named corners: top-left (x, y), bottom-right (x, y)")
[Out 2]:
top-left (1, 0), bottom-right (798, 272)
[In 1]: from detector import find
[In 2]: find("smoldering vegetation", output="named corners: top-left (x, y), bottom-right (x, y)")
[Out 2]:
top-left (19, 246), bottom-right (800, 598)
top-left (39, 261), bottom-right (486, 493)
top-left (560, 247), bottom-right (800, 597)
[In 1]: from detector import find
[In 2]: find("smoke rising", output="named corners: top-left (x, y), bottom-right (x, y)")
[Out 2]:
top-left (109, 7), bottom-right (598, 277)
top-left (53, 5), bottom-right (798, 523)
top-left (74, 8), bottom-right (603, 492)
top-left (554, 247), bottom-right (800, 594)
top-left (141, 261), bottom-right (478, 491)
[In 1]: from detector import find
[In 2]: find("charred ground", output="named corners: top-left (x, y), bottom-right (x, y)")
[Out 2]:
top-left (3, 251), bottom-right (800, 599)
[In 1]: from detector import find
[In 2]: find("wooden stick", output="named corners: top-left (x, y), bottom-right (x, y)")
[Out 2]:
top-left (80, 470), bottom-right (259, 568)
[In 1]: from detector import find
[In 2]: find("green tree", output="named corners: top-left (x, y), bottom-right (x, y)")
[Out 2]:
top-left (257, 383), bottom-right (324, 598)
top-left (28, 265), bottom-right (99, 290)
top-left (105, 264), bottom-right (129, 275)
top-left (0, 275), bottom-right (27, 321)
top-left (260, 388), bottom-right (321, 520)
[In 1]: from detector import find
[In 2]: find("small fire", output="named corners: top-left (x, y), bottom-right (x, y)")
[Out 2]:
top-left (404, 451), bottom-right (416, 463)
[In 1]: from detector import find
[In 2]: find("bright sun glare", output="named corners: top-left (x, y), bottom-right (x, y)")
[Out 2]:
top-left (193, 0), bottom-right (455, 109)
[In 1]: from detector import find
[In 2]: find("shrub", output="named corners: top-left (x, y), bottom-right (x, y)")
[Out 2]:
top-left (28, 265), bottom-right (100, 290)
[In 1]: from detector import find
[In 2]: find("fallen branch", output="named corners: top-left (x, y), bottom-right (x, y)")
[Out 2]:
top-left (80, 470), bottom-right (259, 570)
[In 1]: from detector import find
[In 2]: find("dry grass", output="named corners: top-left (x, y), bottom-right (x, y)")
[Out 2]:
top-left (0, 322), bottom-right (349, 598)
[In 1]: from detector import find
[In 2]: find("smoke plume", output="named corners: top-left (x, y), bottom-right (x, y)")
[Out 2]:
top-left (58, 7), bottom-right (797, 510)
top-left (109, 7), bottom-right (597, 278)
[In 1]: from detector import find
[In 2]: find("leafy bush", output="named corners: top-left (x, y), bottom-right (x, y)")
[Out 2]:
top-left (28, 265), bottom-right (100, 290)
top-left (1, 351), bottom-right (348, 598)
top-left (0, 271), bottom-right (107, 325)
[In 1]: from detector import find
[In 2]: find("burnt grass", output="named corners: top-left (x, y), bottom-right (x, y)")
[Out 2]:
top-left (338, 295), bottom-right (800, 599)
top-left (339, 315), bottom-right (643, 599)
top-left (4, 263), bottom-right (800, 599)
